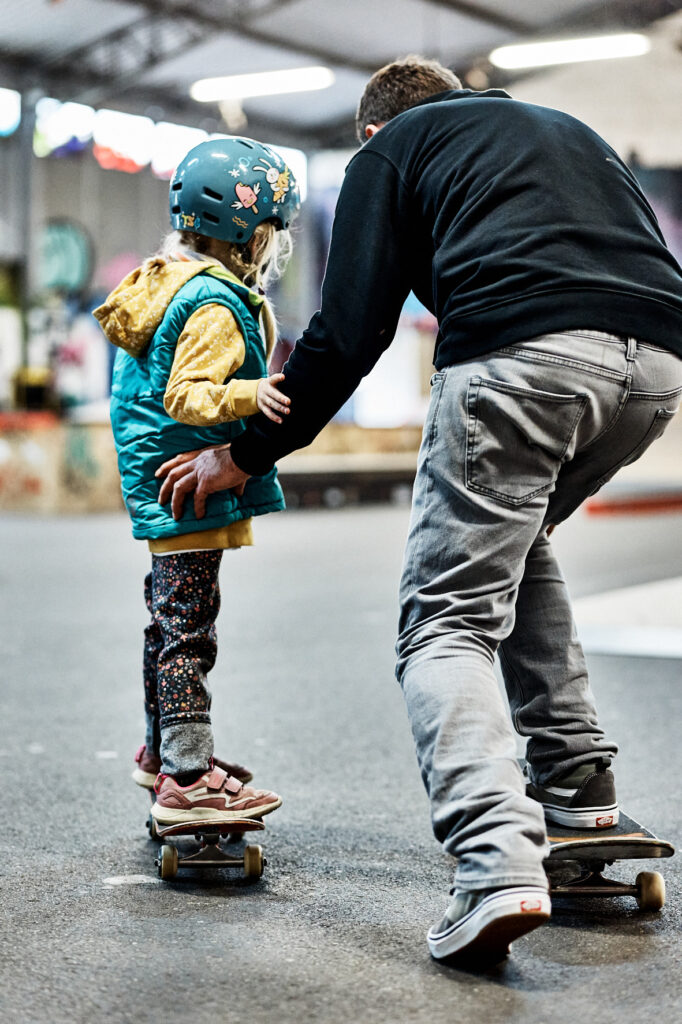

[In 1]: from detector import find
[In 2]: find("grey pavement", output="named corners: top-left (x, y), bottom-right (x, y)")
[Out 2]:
top-left (1, 506), bottom-right (681, 1024)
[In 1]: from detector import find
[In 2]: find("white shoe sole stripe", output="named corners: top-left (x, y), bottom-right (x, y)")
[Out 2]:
top-left (427, 889), bottom-right (551, 960)
top-left (543, 804), bottom-right (620, 828)
top-left (542, 800), bottom-right (618, 813)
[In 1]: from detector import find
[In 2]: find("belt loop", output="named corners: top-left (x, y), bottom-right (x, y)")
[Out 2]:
top-left (626, 336), bottom-right (637, 364)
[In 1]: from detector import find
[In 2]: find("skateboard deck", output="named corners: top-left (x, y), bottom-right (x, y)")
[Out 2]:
top-left (546, 812), bottom-right (673, 862)
top-left (154, 817), bottom-right (267, 880)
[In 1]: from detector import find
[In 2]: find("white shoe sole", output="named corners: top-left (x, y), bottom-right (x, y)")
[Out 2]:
top-left (427, 888), bottom-right (551, 962)
top-left (542, 803), bottom-right (619, 828)
top-left (151, 798), bottom-right (282, 825)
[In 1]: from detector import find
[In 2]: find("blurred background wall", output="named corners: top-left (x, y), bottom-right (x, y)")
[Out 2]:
top-left (0, 0), bottom-right (680, 512)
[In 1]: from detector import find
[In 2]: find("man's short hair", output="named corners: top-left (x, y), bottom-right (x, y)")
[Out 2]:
top-left (356, 56), bottom-right (462, 142)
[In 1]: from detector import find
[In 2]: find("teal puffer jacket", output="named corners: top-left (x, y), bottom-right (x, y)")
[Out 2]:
top-left (109, 270), bottom-right (284, 539)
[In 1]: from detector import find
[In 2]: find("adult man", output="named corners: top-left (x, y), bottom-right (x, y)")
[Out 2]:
top-left (158, 58), bottom-right (682, 962)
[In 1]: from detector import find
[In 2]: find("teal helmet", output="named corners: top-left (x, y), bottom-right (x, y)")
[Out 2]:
top-left (169, 136), bottom-right (301, 244)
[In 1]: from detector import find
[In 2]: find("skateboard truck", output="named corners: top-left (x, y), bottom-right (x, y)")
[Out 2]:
top-left (545, 824), bottom-right (673, 911)
top-left (547, 859), bottom-right (666, 910)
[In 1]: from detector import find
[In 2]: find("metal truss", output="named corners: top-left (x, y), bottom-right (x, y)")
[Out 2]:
top-left (106, 0), bottom-right (377, 74)
top-left (0, 0), bottom-right (678, 145)
top-left (426, 0), bottom-right (533, 34)
top-left (6, 0), bottom-right (375, 129)
top-left (44, 14), bottom-right (209, 103)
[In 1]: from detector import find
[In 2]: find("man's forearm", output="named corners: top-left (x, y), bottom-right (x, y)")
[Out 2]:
top-left (230, 323), bottom-right (363, 475)
top-left (230, 150), bottom-right (411, 476)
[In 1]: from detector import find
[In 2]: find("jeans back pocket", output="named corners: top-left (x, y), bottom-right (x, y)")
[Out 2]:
top-left (466, 376), bottom-right (587, 505)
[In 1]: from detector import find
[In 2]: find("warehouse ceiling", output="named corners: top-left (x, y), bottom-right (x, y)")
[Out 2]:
top-left (0, 0), bottom-right (681, 148)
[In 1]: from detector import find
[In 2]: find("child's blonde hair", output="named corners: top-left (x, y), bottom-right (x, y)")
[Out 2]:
top-left (146, 221), bottom-right (292, 358)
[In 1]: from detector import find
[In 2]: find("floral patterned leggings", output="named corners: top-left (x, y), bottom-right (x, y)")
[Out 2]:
top-left (143, 549), bottom-right (223, 775)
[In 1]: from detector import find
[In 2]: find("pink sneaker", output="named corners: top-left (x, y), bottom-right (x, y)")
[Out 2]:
top-left (151, 765), bottom-right (282, 825)
top-left (132, 745), bottom-right (253, 789)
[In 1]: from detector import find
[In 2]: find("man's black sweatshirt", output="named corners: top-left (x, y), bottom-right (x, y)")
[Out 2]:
top-left (231, 89), bottom-right (682, 476)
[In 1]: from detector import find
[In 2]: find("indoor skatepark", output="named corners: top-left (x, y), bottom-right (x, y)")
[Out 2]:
top-left (1, 2), bottom-right (682, 1022)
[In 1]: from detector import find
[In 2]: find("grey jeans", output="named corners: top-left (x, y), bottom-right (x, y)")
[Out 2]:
top-left (396, 330), bottom-right (682, 890)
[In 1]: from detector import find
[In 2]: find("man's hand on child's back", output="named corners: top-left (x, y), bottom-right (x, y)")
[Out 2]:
top-left (257, 373), bottom-right (291, 424)
top-left (155, 374), bottom-right (289, 519)
top-left (156, 445), bottom-right (249, 520)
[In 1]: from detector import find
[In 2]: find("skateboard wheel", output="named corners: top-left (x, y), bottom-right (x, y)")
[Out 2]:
top-left (243, 844), bottom-right (264, 879)
top-left (636, 871), bottom-right (665, 911)
top-left (147, 816), bottom-right (159, 841)
top-left (158, 844), bottom-right (179, 880)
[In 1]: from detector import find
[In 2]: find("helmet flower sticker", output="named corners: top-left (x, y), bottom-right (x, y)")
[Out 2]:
top-left (253, 157), bottom-right (291, 205)
top-left (232, 181), bottom-right (261, 215)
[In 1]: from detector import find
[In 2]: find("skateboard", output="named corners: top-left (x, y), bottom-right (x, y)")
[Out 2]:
top-left (545, 812), bottom-right (674, 910)
top-left (143, 790), bottom-right (267, 880)
top-left (154, 817), bottom-right (267, 880)
top-left (518, 759), bottom-right (674, 909)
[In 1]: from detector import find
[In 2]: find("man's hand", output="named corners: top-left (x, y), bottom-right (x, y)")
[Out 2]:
top-left (156, 444), bottom-right (250, 520)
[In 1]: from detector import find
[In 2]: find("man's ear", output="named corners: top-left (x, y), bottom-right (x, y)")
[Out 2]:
top-left (365, 123), bottom-right (383, 139)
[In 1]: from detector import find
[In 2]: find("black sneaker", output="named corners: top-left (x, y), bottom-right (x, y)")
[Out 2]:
top-left (525, 762), bottom-right (619, 829)
top-left (427, 886), bottom-right (551, 963)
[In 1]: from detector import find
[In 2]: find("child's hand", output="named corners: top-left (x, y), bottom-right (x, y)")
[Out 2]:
top-left (257, 373), bottom-right (291, 424)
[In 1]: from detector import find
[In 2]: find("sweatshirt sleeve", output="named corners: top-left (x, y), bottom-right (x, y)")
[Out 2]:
top-left (164, 304), bottom-right (261, 425)
top-left (230, 150), bottom-right (412, 475)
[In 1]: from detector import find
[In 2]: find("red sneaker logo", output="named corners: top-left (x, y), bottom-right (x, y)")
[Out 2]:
top-left (596, 815), bottom-right (614, 827)
top-left (520, 900), bottom-right (543, 913)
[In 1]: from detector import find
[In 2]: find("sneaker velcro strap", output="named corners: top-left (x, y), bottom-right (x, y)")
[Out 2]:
top-left (223, 774), bottom-right (243, 795)
top-left (206, 766), bottom-right (228, 789)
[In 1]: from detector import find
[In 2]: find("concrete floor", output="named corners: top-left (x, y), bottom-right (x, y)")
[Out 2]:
top-left (1, 506), bottom-right (681, 1024)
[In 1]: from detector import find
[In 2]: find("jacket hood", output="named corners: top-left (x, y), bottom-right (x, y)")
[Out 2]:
top-left (93, 257), bottom-right (263, 358)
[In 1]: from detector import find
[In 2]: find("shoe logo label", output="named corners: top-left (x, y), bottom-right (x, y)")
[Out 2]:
top-left (596, 815), bottom-right (614, 827)
top-left (520, 900), bottom-right (543, 913)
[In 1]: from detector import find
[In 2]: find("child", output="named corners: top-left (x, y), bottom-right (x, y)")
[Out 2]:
top-left (94, 137), bottom-right (300, 825)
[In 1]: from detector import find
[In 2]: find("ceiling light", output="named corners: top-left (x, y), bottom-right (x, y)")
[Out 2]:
top-left (191, 66), bottom-right (335, 103)
top-left (489, 33), bottom-right (651, 70)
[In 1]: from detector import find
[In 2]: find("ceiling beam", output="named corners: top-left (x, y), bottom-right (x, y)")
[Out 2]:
top-left (109, 0), bottom-right (379, 73)
top-left (424, 0), bottom-right (533, 34)
top-left (12, 0), bottom-right (319, 109)
top-left (546, 0), bottom-right (682, 32)
top-left (42, 14), bottom-right (210, 105)
top-left (4, 0), bottom-right (678, 151)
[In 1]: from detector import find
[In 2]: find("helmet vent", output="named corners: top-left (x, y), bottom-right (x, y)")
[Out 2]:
top-left (202, 212), bottom-right (220, 225)
top-left (171, 204), bottom-right (181, 214)
top-left (171, 181), bottom-right (182, 191)
top-left (203, 187), bottom-right (223, 202)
